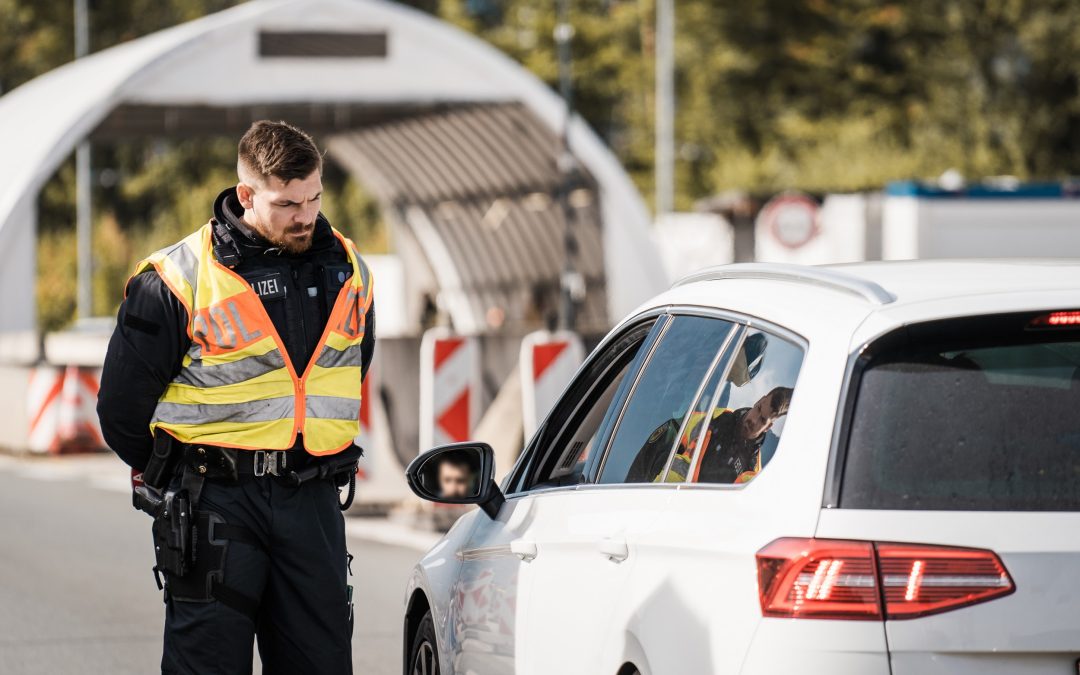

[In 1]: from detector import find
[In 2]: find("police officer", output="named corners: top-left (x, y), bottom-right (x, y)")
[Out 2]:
top-left (97, 120), bottom-right (374, 675)
top-left (696, 387), bottom-right (793, 484)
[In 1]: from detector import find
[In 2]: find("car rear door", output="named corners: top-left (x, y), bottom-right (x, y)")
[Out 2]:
top-left (624, 320), bottom-right (831, 674)
top-left (818, 310), bottom-right (1080, 675)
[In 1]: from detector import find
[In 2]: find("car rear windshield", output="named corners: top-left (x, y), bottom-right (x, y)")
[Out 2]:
top-left (840, 312), bottom-right (1080, 511)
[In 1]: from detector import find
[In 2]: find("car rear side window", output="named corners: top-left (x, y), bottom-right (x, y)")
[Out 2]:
top-left (597, 315), bottom-right (737, 484)
top-left (841, 313), bottom-right (1080, 511)
top-left (669, 328), bottom-right (804, 485)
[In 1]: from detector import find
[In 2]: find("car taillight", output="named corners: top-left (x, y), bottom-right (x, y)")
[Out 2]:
top-left (757, 539), bottom-right (882, 620)
top-left (1029, 310), bottom-right (1080, 328)
top-left (876, 543), bottom-right (1014, 619)
top-left (756, 538), bottom-right (1014, 621)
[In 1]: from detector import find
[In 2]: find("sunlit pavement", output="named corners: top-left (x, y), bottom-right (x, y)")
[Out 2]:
top-left (0, 454), bottom-right (433, 674)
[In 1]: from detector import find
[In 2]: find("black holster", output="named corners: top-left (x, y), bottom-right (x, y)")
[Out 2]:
top-left (150, 489), bottom-right (193, 580)
top-left (132, 433), bottom-right (262, 618)
top-left (144, 429), bottom-right (182, 489)
top-left (132, 431), bottom-right (198, 585)
top-left (132, 431), bottom-right (182, 516)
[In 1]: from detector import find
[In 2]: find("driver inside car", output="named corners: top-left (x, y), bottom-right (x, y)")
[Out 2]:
top-left (437, 455), bottom-right (476, 499)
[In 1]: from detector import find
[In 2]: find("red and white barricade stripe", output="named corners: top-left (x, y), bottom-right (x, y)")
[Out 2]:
top-left (420, 328), bottom-right (480, 452)
top-left (27, 365), bottom-right (104, 454)
top-left (520, 330), bottom-right (585, 440)
top-left (27, 366), bottom-right (63, 453)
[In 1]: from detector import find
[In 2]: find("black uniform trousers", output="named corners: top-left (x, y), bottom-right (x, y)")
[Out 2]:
top-left (161, 475), bottom-right (352, 675)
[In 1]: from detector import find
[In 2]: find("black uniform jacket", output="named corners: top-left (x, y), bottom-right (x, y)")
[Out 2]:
top-left (97, 187), bottom-right (375, 471)
top-left (696, 409), bottom-right (765, 483)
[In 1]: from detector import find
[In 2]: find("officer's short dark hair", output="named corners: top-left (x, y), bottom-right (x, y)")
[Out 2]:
top-left (767, 386), bottom-right (794, 417)
top-left (440, 454), bottom-right (472, 473)
top-left (238, 120), bottom-right (323, 184)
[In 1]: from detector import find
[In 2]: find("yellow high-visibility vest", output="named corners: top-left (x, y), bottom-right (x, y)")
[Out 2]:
top-left (656, 406), bottom-right (733, 483)
top-left (130, 222), bottom-right (373, 455)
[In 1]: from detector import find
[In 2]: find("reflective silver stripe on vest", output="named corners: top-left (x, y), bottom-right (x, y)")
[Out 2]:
top-left (175, 349), bottom-right (287, 388)
top-left (305, 395), bottom-right (361, 421)
top-left (314, 343), bottom-right (364, 370)
top-left (186, 339), bottom-right (203, 362)
top-left (152, 396), bottom-right (294, 425)
top-left (356, 256), bottom-right (371, 294)
top-left (162, 240), bottom-right (199, 292)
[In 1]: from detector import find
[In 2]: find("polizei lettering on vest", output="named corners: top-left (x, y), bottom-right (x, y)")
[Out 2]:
top-left (192, 299), bottom-right (263, 354)
top-left (250, 275), bottom-right (285, 299)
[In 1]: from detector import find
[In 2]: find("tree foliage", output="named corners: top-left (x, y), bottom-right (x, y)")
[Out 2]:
top-left (436, 0), bottom-right (1080, 198)
top-left (4, 0), bottom-right (1080, 329)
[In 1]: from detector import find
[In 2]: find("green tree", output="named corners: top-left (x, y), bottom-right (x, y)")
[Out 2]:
top-left (434, 0), bottom-right (1080, 195)
top-left (12, 0), bottom-right (1080, 329)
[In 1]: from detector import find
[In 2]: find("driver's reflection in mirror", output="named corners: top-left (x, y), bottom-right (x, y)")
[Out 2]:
top-left (424, 451), bottom-right (480, 499)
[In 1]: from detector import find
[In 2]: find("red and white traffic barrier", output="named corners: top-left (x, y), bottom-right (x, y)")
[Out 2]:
top-left (520, 330), bottom-right (584, 440)
top-left (27, 366), bottom-right (62, 453)
top-left (420, 328), bottom-right (480, 452)
top-left (26, 364), bottom-right (103, 454)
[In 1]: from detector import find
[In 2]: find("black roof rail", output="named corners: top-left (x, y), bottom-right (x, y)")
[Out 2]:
top-left (673, 263), bottom-right (896, 305)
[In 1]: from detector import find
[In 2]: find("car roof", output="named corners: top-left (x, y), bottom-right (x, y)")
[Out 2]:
top-left (649, 260), bottom-right (1080, 350)
top-left (825, 259), bottom-right (1080, 305)
top-left (670, 259), bottom-right (1080, 309)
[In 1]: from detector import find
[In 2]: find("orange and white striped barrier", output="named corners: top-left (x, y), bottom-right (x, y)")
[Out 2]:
top-left (27, 366), bottom-right (63, 453)
top-left (419, 328), bottom-right (480, 452)
top-left (27, 365), bottom-right (104, 454)
top-left (520, 330), bottom-right (584, 440)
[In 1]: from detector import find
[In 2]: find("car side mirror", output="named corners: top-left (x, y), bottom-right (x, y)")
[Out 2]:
top-left (405, 442), bottom-right (506, 519)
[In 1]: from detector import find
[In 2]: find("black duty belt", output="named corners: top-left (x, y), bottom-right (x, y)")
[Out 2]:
top-left (177, 441), bottom-right (363, 510)
top-left (184, 446), bottom-right (320, 481)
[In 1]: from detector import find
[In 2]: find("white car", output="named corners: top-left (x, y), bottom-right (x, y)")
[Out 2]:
top-left (402, 260), bottom-right (1080, 675)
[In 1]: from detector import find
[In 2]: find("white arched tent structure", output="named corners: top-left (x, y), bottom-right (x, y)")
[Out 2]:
top-left (0, 0), bottom-right (664, 335)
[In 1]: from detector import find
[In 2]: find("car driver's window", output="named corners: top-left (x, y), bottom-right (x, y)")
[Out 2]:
top-left (597, 316), bottom-right (737, 484)
top-left (685, 328), bottom-right (805, 485)
top-left (522, 320), bottom-right (659, 491)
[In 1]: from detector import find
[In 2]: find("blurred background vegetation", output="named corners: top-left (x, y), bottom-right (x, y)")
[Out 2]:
top-left (3, 0), bottom-right (1080, 330)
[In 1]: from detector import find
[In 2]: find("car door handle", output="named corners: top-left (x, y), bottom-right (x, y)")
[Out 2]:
top-left (597, 537), bottom-right (629, 563)
top-left (510, 539), bottom-right (537, 562)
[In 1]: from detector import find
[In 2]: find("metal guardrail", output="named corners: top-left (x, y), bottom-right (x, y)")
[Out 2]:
top-left (672, 263), bottom-right (897, 305)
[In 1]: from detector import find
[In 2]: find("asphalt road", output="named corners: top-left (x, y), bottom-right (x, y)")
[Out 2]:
top-left (0, 456), bottom-right (424, 674)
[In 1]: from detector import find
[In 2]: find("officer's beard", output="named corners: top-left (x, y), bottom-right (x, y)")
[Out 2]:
top-left (252, 220), bottom-right (315, 255)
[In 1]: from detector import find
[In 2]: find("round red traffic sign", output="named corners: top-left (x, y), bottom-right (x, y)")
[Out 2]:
top-left (757, 193), bottom-right (820, 249)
